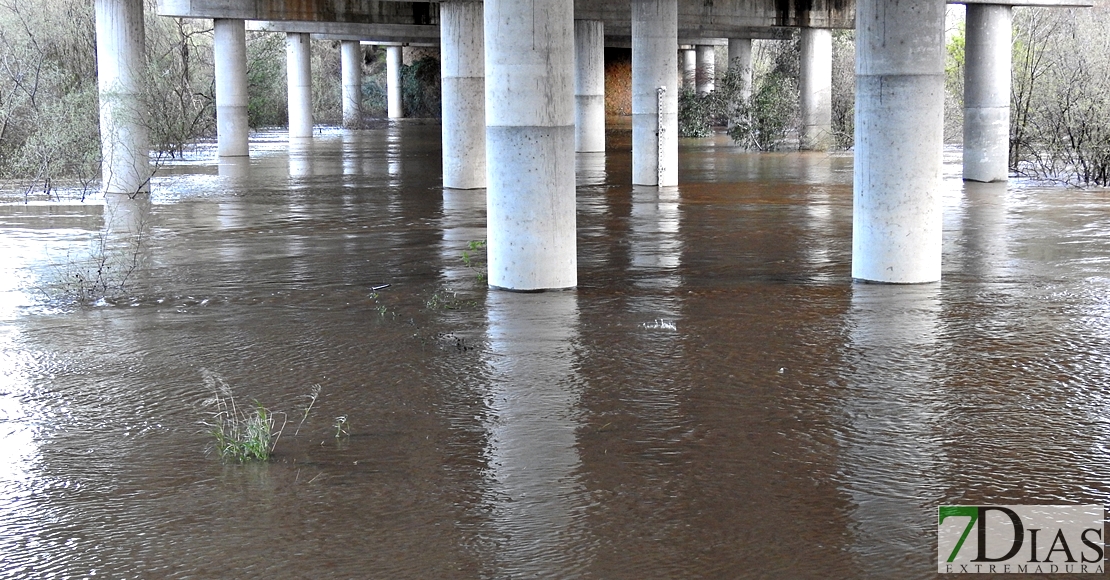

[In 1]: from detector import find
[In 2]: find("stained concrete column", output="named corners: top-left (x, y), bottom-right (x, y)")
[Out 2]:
top-left (575, 19), bottom-right (605, 152)
top-left (214, 19), bottom-right (249, 157)
top-left (286, 32), bottom-right (313, 138)
top-left (681, 47), bottom-right (696, 90)
top-left (341, 40), bottom-right (363, 128)
top-left (853, 0), bottom-right (946, 283)
top-left (632, 0), bottom-right (679, 187)
top-left (441, 1), bottom-right (485, 189)
top-left (485, 0), bottom-right (576, 290)
top-left (800, 28), bottom-right (833, 151)
top-left (963, 4), bottom-right (1012, 183)
top-left (95, 0), bottom-right (150, 194)
top-left (386, 45), bottom-right (403, 119)
top-left (695, 44), bottom-right (715, 94)
top-left (728, 37), bottom-right (753, 100)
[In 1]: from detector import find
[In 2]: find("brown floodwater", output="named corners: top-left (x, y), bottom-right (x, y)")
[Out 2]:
top-left (1, 121), bottom-right (1109, 579)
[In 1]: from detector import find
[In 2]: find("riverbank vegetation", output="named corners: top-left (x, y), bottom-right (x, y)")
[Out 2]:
top-left (674, 31), bottom-right (855, 151)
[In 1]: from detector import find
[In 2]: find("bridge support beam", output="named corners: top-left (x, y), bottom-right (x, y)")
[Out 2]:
top-left (441, 1), bottom-right (485, 189)
top-left (632, 0), bottom-right (678, 186)
top-left (95, 0), bottom-right (150, 194)
top-left (485, 0), bottom-right (577, 290)
top-left (386, 45), bottom-right (403, 118)
top-left (800, 28), bottom-right (832, 151)
top-left (853, 0), bottom-right (945, 283)
top-left (728, 37), bottom-right (753, 100)
top-left (286, 32), bottom-right (313, 138)
top-left (575, 19), bottom-right (606, 152)
top-left (341, 40), bottom-right (363, 128)
top-left (695, 44), bottom-right (715, 94)
top-left (963, 4), bottom-right (1011, 183)
top-left (214, 19), bottom-right (249, 156)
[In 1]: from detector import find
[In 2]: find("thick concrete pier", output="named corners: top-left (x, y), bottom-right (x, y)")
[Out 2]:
top-left (441, 1), bottom-right (485, 189)
top-left (575, 19), bottom-right (606, 153)
top-left (800, 28), bottom-right (832, 151)
top-left (853, 0), bottom-right (945, 283)
top-left (695, 44), bottom-right (715, 94)
top-left (341, 40), bottom-right (363, 128)
top-left (386, 45), bottom-right (402, 119)
top-left (214, 19), bottom-right (249, 157)
top-left (728, 37), bottom-right (753, 100)
top-left (681, 47), bottom-right (696, 90)
top-left (485, 0), bottom-right (577, 290)
top-left (963, 4), bottom-right (1011, 183)
top-left (632, 0), bottom-right (678, 187)
top-left (286, 32), bottom-right (314, 139)
top-left (95, 0), bottom-right (150, 193)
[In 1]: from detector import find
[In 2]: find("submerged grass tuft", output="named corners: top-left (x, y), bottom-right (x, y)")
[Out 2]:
top-left (204, 372), bottom-right (288, 462)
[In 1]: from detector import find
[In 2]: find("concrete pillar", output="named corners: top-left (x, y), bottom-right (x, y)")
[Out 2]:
top-left (695, 44), bottom-right (715, 94)
top-left (800, 28), bottom-right (833, 151)
top-left (341, 40), bottom-right (363, 128)
top-left (286, 32), bottom-right (313, 138)
top-left (632, 0), bottom-right (678, 187)
top-left (95, 0), bottom-right (150, 194)
top-left (681, 47), bottom-right (696, 90)
top-left (214, 19), bottom-right (249, 157)
top-left (575, 20), bottom-right (606, 153)
top-left (963, 4), bottom-right (1012, 183)
top-left (485, 0), bottom-right (577, 290)
top-left (728, 37), bottom-right (753, 100)
top-left (441, 2), bottom-right (486, 189)
top-left (853, 0), bottom-right (946, 283)
top-left (386, 45), bottom-right (403, 119)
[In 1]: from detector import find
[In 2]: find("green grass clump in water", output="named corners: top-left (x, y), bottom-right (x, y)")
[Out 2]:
top-left (205, 374), bottom-right (286, 462)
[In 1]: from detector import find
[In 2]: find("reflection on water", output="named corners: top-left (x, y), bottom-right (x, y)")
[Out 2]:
top-left (0, 125), bottom-right (1109, 578)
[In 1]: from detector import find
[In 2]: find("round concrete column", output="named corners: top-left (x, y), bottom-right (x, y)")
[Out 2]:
top-left (485, 0), bottom-right (577, 290)
top-left (341, 40), bottom-right (363, 128)
top-left (681, 47), bottom-right (696, 90)
top-left (575, 19), bottom-right (605, 153)
top-left (728, 37), bottom-right (753, 100)
top-left (95, 0), bottom-right (150, 194)
top-left (214, 19), bottom-right (249, 157)
top-left (800, 28), bottom-right (833, 151)
top-left (441, 2), bottom-right (486, 189)
top-left (695, 44), bottom-right (715, 94)
top-left (386, 46), bottom-right (403, 119)
top-left (853, 0), bottom-right (946, 283)
top-left (632, 0), bottom-right (678, 187)
top-left (286, 32), bottom-right (313, 139)
top-left (964, 4), bottom-right (1012, 183)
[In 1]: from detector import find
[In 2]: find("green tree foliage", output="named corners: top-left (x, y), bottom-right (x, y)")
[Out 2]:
top-left (1010, 5), bottom-right (1110, 185)
top-left (945, 18), bottom-right (966, 142)
top-left (245, 31), bottom-right (287, 128)
top-left (401, 55), bottom-right (441, 118)
top-left (676, 32), bottom-right (854, 151)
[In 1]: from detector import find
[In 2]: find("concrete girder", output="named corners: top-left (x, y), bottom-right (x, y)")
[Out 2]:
top-left (157, 0), bottom-right (439, 24)
top-left (248, 20), bottom-right (440, 43)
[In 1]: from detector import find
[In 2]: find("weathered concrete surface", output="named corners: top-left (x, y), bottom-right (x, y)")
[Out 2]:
top-left (799, 27), bottom-right (832, 151)
top-left (853, 0), bottom-right (945, 284)
top-left (575, 19), bottom-right (606, 153)
top-left (215, 19), bottom-right (250, 156)
top-left (158, 0), bottom-right (439, 24)
top-left (96, 0), bottom-right (151, 194)
top-left (728, 37), bottom-right (753, 100)
top-left (632, 0), bottom-right (678, 187)
top-left (386, 45), bottom-right (402, 118)
top-left (963, 4), bottom-right (1010, 182)
top-left (287, 32), bottom-right (314, 138)
top-left (485, 0), bottom-right (577, 290)
top-left (695, 44), bottom-right (714, 94)
top-left (341, 40), bottom-right (363, 128)
top-left (441, 1), bottom-right (485, 188)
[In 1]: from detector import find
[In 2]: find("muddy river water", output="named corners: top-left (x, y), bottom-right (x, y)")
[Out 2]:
top-left (1, 122), bottom-right (1109, 578)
